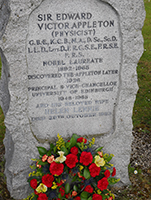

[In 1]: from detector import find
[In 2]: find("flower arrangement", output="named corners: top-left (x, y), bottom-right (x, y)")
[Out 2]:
top-left (25, 134), bottom-right (120, 200)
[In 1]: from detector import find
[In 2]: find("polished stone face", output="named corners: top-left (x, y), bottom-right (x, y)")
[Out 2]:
top-left (27, 0), bottom-right (121, 140)
top-left (0, 0), bottom-right (145, 199)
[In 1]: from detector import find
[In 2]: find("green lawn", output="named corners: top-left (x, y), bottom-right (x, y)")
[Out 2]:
top-left (132, 0), bottom-right (151, 130)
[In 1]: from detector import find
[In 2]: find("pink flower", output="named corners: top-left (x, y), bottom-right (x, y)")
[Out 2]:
top-left (47, 155), bottom-right (55, 164)
top-left (42, 154), bottom-right (48, 162)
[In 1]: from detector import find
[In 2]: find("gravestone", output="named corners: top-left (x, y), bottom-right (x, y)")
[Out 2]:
top-left (0, 0), bottom-right (145, 199)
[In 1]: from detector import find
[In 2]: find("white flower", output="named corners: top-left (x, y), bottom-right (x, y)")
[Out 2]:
top-left (55, 151), bottom-right (66, 163)
top-left (135, 162), bottom-right (138, 166)
top-left (134, 170), bottom-right (138, 174)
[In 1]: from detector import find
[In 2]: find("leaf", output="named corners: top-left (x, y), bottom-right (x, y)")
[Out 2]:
top-left (61, 146), bottom-right (69, 155)
top-left (65, 142), bottom-right (70, 149)
top-left (69, 137), bottom-right (77, 148)
top-left (71, 136), bottom-right (77, 145)
top-left (84, 168), bottom-right (91, 179)
top-left (76, 142), bottom-right (81, 149)
top-left (88, 197), bottom-right (92, 200)
top-left (108, 177), bottom-right (120, 185)
top-left (38, 161), bottom-right (48, 166)
top-left (72, 175), bottom-right (78, 182)
top-left (65, 183), bottom-right (70, 194)
top-left (50, 143), bottom-right (55, 150)
top-left (37, 147), bottom-right (47, 156)
top-left (105, 155), bottom-right (113, 162)
top-left (80, 191), bottom-right (89, 198)
top-left (72, 133), bottom-right (79, 140)
top-left (95, 147), bottom-right (103, 152)
top-left (73, 185), bottom-right (78, 191)
top-left (102, 194), bottom-right (108, 200)
top-left (65, 136), bottom-right (76, 149)
top-left (81, 197), bottom-right (88, 200)
top-left (47, 149), bottom-right (52, 156)
top-left (32, 195), bottom-right (38, 200)
top-left (53, 146), bottom-right (57, 153)
top-left (58, 193), bottom-right (62, 199)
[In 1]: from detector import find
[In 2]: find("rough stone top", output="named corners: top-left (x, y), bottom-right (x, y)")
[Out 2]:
top-left (0, 0), bottom-right (146, 141)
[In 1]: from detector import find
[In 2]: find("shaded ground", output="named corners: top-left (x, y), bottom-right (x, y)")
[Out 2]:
top-left (0, 128), bottom-right (151, 200)
top-left (113, 128), bottom-right (151, 200)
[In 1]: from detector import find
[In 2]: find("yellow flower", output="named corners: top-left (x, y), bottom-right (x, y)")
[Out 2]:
top-left (55, 151), bottom-right (66, 163)
top-left (51, 182), bottom-right (58, 189)
top-left (79, 165), bottom-right (84, 171)
top-left (97, 189), bottom-right (102, 194)
top-left (94, 155), bottom-right (105, 167)
top-left (36, 183), bottom-right (47, 193)
top-left (56, 134), bottom-right (65, 150)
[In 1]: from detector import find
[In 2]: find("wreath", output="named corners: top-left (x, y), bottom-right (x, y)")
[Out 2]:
top-left (25, 134), bottom-right (120, 200)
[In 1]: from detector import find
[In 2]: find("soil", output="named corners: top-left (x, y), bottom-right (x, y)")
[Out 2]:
top-left (0, 128), bottom-right (151, 200)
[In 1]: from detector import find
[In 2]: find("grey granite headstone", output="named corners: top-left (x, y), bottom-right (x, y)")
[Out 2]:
top-left (0, 0), bottom-right (145, 199)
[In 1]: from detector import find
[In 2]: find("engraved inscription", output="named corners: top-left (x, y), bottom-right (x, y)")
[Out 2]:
top-left (27, 0), bottom-right (121, 139)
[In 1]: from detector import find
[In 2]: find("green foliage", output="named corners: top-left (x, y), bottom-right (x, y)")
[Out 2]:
top-left (83, 167), bottom-right (91, 179)
top-left (65, 183), bottom-right (70, 194)
top-left (132, 0), bottom-right (151, 131)
top-left (80, 191), bottom-right (89, 199)
top-left (37, 147), bottom-right (47, 156)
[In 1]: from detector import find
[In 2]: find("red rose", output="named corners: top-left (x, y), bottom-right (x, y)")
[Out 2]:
top-left (84, 185), bottom-right (93, 193)
top-left (104, 170), bottom-right (110, 178)
top-left (49, 162), bottom-right (64, 176)
top-left (30, 179), bottom-right (37, 189)
top-left (42, 174), bottom-right (54, 187)
top-left (77, 137), bottom-right (87, 143)
top-left (92, 194), bottom-right (102, 200)
top-left (70, 146), bottom-right (78, 155)
top-left (59, 187), bottom-right (65, 197)
top-left (38, 193), bottom-right (48, 200)
top-left (74, 197), bottom-right (81, 200)
top-left (112, 167), bottom-right (116, 176)
top-left (89, 163), bottom-right (101, 177)
top-left (97, 177), bottom-right (109, 191)
top-left (80, 152), bottom-right (93, 166)
top-left (65, 154), bottom-right (78, 168)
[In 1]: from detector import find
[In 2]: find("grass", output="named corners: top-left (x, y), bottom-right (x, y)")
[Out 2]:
top-left (132, 0), bottom-right (151, 130)
top-left (0, 0), bottom-right (151, 199)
